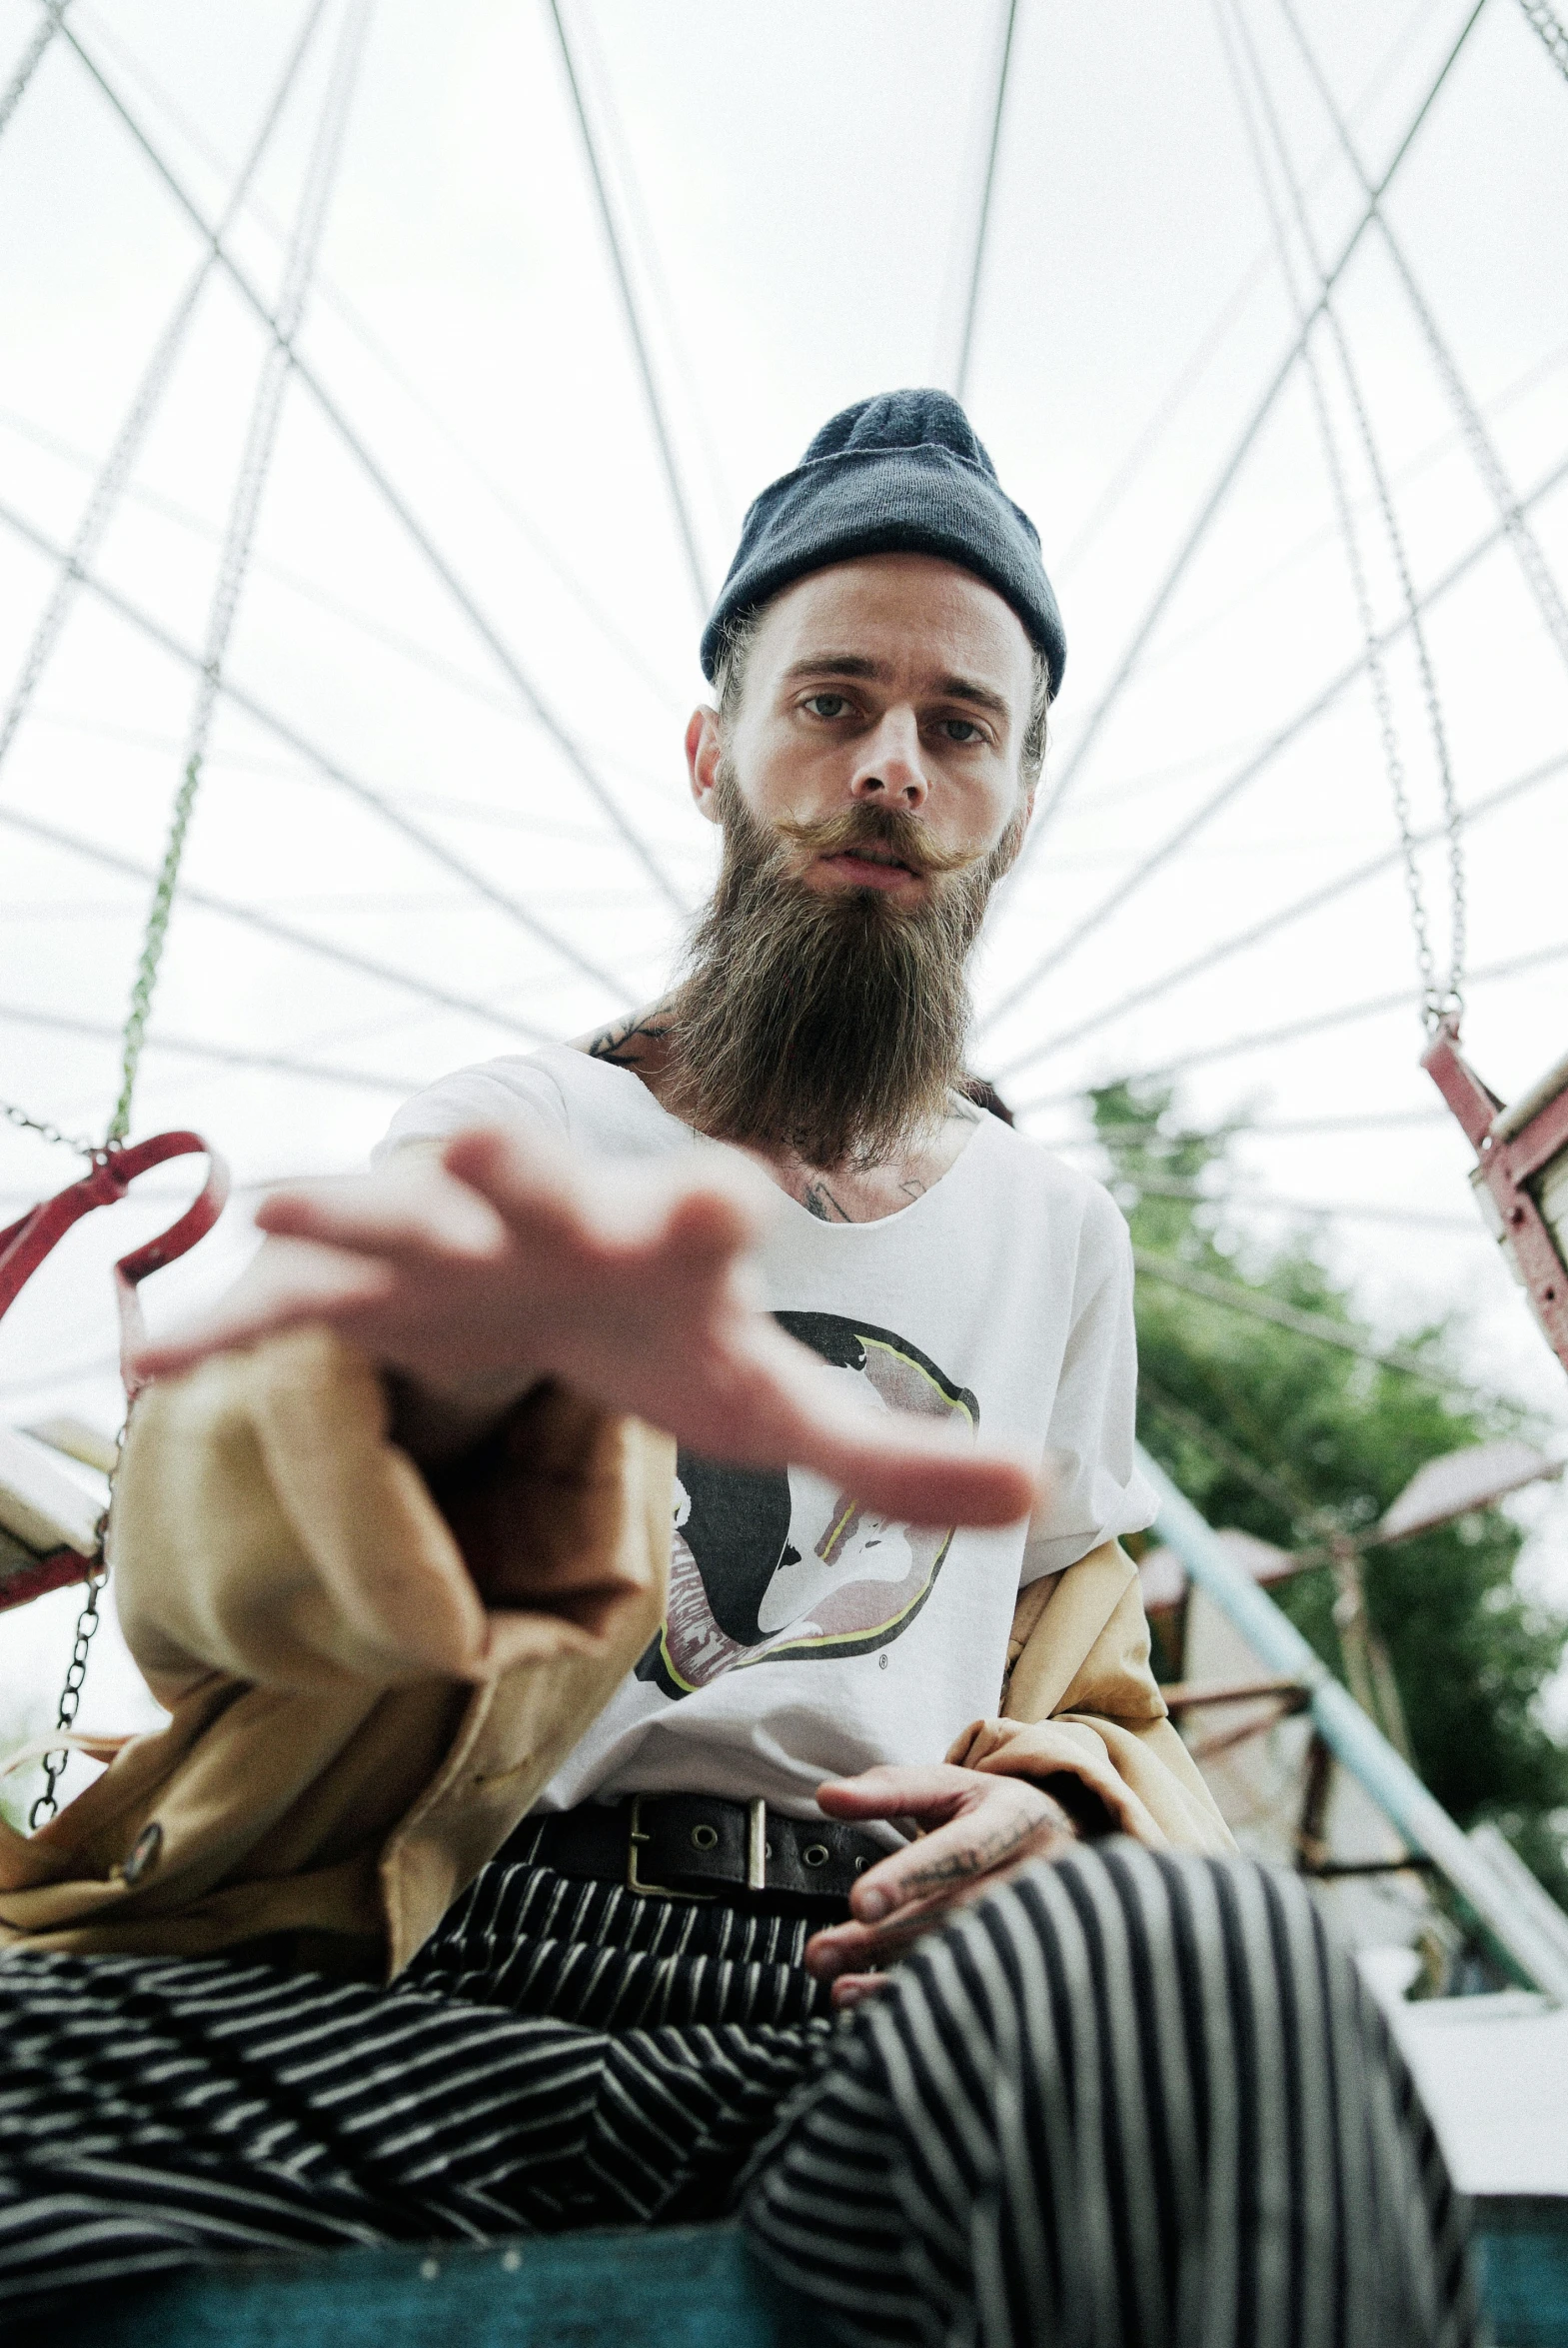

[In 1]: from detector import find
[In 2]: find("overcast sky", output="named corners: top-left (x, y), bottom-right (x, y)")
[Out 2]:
top-left (2, 0), bottom-right (1566, 1745)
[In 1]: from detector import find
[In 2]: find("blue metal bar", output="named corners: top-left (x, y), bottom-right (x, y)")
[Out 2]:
top-left (1139, 1445), bottom-right (1568, 2000)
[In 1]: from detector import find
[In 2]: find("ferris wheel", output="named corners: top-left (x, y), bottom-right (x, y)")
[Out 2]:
top-left (0, 0), bottom-right (1566, 1793)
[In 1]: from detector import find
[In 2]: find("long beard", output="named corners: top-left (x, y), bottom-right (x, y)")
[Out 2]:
top-left (661, 770), bottom-right (1019, 1171)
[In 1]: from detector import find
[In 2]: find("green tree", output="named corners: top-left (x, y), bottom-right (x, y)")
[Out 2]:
top-left (1092, 1079), bottom-right (1568, 1904)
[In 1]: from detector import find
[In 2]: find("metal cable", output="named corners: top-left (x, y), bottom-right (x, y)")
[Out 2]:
top-left (997, 748), bottom-right (1563, 1079)
top-left (1280, 0), bottom-right (1568, 680)
top-left (545, 0), bottom-right (709, 614)
top-left (0, 0), bottom-right (68, 141)
top-left (0, 802), bottom-right (552, 1043)
top-left (1057, 0), bottom-right (1442, 581)
top-left (1516, 0), bottom-right (1568, 77)
top-left (0, 492), bottom-right (635, 998)
top-left (50, 8), bottom-right (686, 910)
top-left (1013, 936), bottom-right (1568, 1114)
top-left (107, 0), bottom-right (370, 1147)
top-left (985, 435), bottom-right (1568, 1073)
top-left (0, 0), bottom-right (330, 793)
top-left (1132, 1249), bottom-right (1482, 1394)
top-left (73, 7), bottom-right (687, 717)
top-left (1220, 0), bottom-right (1465, 1032)
top-left (0, 1000), bottom-right (419, 1095)
top-left (997, 0), bottom-right (1490, 891)
top-left (1116, 1172), bottom-right (1477, 1232)
top-left (954, 0), bottom-right (1019, 404)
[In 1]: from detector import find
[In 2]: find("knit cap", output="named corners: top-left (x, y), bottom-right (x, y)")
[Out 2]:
top-left (700, 388), bottom-right (1064, 692)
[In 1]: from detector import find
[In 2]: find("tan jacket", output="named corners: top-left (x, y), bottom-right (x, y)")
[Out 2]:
top-left (0, 1329), bottom-right (1230, 1978)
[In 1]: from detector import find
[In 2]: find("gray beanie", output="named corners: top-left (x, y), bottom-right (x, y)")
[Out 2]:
top-left (700, 388), bottom-right (1065, 693)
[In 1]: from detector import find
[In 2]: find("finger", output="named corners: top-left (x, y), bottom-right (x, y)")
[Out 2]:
top-left (816, 1764), bottom-right (972, 1821)
top-left (724, 1326), bottom-right (1040, 1529)
top-left (829, 1973), bottom-right (891, 2011)
top-left (441, 1127), bottom-right (595, 1249)
top-left (805, 1893), bottom-right (961, 1978)
top-left (254, 1175), bottom-right (507, 1262)
top-left (131, 1246), bottom-right (395, 1378)
top-left (849, 1799), bottom-right (1067, 1923)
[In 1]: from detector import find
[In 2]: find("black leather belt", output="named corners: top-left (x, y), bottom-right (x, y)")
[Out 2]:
top-left (511, 1793), bottom-right (889, 1915)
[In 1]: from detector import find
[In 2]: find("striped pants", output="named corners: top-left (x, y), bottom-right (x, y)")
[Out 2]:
top-left (0, 1841), bottom-right (1477, 2346)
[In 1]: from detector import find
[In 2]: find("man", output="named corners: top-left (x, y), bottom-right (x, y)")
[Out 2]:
top-left (0, 394), bottom-right (1474, 2344)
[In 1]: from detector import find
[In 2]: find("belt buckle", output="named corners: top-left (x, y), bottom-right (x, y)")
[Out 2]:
top-left (625, 1792), bottom-right (718, 1902)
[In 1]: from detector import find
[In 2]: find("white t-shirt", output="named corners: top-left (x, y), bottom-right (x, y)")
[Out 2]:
top-left (381, 1046), bottom-right (1154, 1820)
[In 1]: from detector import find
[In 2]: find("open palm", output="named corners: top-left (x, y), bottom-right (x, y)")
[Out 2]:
top-left (134, 1126), bottom-right (1037, 1531)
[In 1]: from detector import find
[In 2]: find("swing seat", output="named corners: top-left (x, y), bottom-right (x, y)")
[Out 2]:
top-left (1424, 1030), bottom-right (1568, 1374)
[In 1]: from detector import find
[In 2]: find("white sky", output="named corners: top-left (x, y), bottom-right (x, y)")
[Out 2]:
top-left (2, 0), bottom-right (1566, 1758)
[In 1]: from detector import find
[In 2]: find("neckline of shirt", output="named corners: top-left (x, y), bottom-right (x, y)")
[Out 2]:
top-left (542, 1042), bottom-right (999, 1235)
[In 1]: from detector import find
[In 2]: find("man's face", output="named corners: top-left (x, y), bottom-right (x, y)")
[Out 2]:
top-left (687, 552), bottom-right (1038, 895)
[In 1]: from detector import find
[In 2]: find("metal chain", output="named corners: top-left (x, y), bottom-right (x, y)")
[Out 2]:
top-left (104, 749), bottom-right (203, 1145)
top-left (1219, 0), bottom-right (1465, 1033)
top-left (28, 1552), bottom-right (109, 1829)
top-left (104, 0), bottom-right (366, 1150)
top-left (1517, 0), bottom-right (1568, 78)
top-left (0, 1096), bottom-right (101, 1160)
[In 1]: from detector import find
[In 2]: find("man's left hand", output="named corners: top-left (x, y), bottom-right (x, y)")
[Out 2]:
top-left (804, 1763), bottom-right (1076, 2009)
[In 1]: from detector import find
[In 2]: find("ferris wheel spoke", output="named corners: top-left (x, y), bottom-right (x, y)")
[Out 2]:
top-left (0, 493), bottom-right (644, 999)
top-left (0, 0), bottom-right (331, 793)
top-left (981, 436), bottom-right (1568, 1054)
top-left (0, 1001), bottom-right (419, 1099)
top-left (0, 802), bottom-right (556, 1045)
top-left (547, 0), bottom-right (710, 614)
top-left (1009, 0), bottom-right (1490, 874)
top-left (995, 747), bottom-right (1567, 1081)
top-left (952, 0), bottom-right (1019, 405)
top-left (47, 7), bottom-right (688, 912)
top-left (1010, 936), bottom-right (1568, 1118)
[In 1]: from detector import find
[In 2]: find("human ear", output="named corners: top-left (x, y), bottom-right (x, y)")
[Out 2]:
top-left (687, 705), bottom-right (725, 822)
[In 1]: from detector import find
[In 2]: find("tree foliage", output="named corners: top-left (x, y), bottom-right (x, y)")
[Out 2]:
top-left (1093, 1079), bottom-right (1568, 1902)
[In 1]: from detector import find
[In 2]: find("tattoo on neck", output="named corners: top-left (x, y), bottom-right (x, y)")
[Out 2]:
top-left (586, 1006), bottom-right (674, 1072)
top-left (801, 1179), bottom-right (855, 1223)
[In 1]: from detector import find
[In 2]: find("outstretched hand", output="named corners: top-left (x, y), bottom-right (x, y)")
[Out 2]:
top-left (131, 1126), bottom-right (1039, 1531)
top-left (804, 1763), bottom-right (1077, 2008)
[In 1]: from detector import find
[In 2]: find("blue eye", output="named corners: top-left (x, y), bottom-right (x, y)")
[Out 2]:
top-left (941, 719), bottom-right (982, 743)
top-left (805, 694), bottom-right (850, 718)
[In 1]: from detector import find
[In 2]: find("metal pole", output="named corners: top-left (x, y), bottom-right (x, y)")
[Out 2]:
top-left (1138, 1444), bottom-right (1568, 2000)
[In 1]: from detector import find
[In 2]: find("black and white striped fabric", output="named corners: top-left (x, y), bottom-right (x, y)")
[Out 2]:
top-left (0, 1843), bottom-right (1478, 2346)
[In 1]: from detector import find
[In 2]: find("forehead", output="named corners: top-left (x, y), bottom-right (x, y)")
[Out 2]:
top-left (749, 553), bottom-right (1035, 702)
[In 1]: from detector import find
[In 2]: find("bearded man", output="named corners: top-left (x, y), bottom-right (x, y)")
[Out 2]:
top-left (0, 395), bottom-right (1474, 2347)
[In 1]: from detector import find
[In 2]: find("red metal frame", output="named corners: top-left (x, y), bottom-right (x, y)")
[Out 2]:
top-left (1423, 1023), bottom-right (1568, 1371)
top-left (0, 1132), bottom-right (228, 1610)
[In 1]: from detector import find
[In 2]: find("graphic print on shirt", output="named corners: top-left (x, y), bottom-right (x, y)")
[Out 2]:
top-left (637, 1310), bottom-right (978, 1699)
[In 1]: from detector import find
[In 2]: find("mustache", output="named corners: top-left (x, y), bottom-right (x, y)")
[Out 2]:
top-left (770, 802), bottom-right (980, 880)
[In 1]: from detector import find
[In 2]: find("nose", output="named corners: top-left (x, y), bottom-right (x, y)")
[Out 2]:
top-left (848, 708), bottom-right (928, 810)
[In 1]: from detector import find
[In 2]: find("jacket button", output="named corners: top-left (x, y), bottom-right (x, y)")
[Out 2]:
top-left (121, 1822), bottom-right (163, 1886)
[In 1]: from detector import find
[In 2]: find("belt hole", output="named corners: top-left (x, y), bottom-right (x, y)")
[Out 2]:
top-left (853, 1856), bottom-right (867, 1872)
top-left (803, 1843), bottom-right (830, 1869)
top-left (690, 1823), bottom-right (720, 1851)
